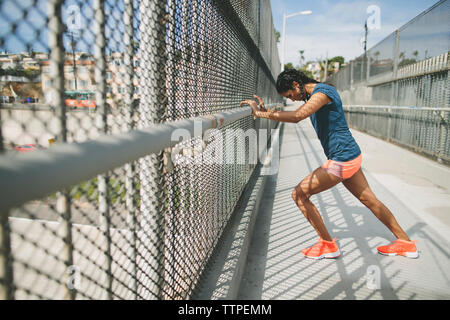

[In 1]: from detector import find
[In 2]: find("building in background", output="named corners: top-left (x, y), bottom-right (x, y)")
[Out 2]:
top-left (0, 52), bottom-right (44, 103)
top-left (106, 52), bottom-right (141, 109)
top-left (306, 62), bottom-right (321, 81)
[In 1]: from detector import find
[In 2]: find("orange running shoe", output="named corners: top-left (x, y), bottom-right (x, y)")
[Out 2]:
top-left (301, 238), bottom-right (341, 259)
top-left (377, 239), bottom-right (419, 258)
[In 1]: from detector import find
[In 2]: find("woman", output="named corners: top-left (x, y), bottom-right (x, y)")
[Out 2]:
top-left (240, 69), bottom-right (418, 259)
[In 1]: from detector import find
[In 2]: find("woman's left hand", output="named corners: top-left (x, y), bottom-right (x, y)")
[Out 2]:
top-left (240, 99), bottom-right (259, 116)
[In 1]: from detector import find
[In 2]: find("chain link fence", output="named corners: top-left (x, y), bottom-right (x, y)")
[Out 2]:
top-left (328, 0), bottom-right (449, 163)
top-left (0, 0), bottom-right (283, 299)
top-left (344, 106), bottom-right (450, 164)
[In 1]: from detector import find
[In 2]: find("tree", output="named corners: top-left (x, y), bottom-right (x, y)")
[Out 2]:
top-left (284, 61), bottom-right (314, 79)
top-left (328, 56), bottom-right (345, 69)
top-left (299, 65), bottom-right (314, 79)
top-left (275, 30), bottom-right (280, 43)
top-left (373, 51), bottom-right (380, 61)
top-left (284, 62), bottom-right (294, 70)
top-left (315, 56), bottom-right (346, 81)
top-left (298, 50), bottom-right (305, 67)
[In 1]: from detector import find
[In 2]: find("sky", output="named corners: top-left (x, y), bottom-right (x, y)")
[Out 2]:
top-left (269, 0), bottom-right (440, 65)
top-left (0, 0), bottom-right (130, 54)
top-left (0, 0), bottom-right (443, 63)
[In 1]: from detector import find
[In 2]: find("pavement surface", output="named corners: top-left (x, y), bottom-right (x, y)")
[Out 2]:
top-left (237, 110), bottom-right (450, 300)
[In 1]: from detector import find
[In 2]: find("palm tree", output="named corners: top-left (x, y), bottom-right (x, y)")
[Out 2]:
top-left (298, 50), bottom-right (305, 67)
top-left (373, 51), bottom-right (380, 61)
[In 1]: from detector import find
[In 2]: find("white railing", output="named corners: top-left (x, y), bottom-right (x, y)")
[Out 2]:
top-left (344, 105), bottom-right (450, 164)
top-left (397, 52), bottom-right (449, 80)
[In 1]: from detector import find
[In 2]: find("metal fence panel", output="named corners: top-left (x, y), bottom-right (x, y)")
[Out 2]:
top-left (397, 0), bottom-right (450, 68)
top-left (344, 106), bottom-right (450, 164)
top-left (328, 0), bottom-right (449, 109)
top-left (328, 1), bottom-right (449, 163)
top-left (368, 33), bottom-right (396, 79)
top-left (0, 0), bottom-right (282, 300)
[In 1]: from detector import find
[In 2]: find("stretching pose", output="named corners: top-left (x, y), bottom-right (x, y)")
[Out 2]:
top-left (240, 69), bottom-right (418, 259)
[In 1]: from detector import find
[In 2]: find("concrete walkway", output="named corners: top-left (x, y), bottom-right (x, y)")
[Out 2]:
top-left (237, 116), bottom-right (450, 300)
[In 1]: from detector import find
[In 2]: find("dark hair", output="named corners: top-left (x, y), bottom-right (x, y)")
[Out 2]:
top-left (276, 69), bottom-right (319, 94)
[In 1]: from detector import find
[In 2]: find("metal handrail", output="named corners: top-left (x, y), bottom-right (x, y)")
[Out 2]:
top-left (344, 105), bottom-right (450, 111)
top-left (0, 106), bottom-right (258, 213)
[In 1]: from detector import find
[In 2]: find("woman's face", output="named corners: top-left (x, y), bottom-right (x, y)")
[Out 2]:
top-left (280, 81), bottom-right (303, 101)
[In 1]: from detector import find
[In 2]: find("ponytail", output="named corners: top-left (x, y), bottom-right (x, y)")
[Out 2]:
top-left (276, 69), bottom-right (319, 94)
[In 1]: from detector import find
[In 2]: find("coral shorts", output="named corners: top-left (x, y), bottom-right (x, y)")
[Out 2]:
top-left (321, 154), bottom-right (362, 180)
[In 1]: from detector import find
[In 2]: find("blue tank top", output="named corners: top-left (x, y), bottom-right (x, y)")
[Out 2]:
top-left (309, 83), bottom-right (361, 162)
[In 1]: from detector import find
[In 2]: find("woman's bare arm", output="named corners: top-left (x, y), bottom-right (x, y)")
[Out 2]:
top-left (240, 92), bottom-right (331, 123)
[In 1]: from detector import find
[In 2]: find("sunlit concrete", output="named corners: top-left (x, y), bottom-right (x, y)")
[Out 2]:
top-left (238, 106), bottom-right (450, 300)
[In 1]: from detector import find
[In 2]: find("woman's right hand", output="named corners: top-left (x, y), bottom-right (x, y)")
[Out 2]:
top-left (253, 95), bottom-right (267, 111)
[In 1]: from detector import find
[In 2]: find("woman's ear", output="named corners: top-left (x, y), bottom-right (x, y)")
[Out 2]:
top-left (291, 81), bottom-right (300, 90)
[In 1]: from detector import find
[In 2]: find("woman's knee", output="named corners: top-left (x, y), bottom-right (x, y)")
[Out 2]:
top-left (359, 194), bottom-right (380, 209)
top-left (291, 186), bottom-right (309, 203)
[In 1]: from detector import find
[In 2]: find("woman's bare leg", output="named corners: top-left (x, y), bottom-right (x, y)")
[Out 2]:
top-left (292, 167), bottom-right (343, 241)
top-left (342, 168), bottom-right (410, 241)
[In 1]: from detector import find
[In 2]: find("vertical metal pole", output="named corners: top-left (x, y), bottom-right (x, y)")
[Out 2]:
top-left (438, 111), bottom-right (446, 163)
top-left (281, 14), bottom-right (286, 71)
top-left (363, 21), bottom-right (367, 57)
top-left (181, 1), bottom-right (190, 117)
top-left (197, 0), bottom-right (210, 264)
top-left (191, 0), bottom-right (200, 118)
top-left (0, 212), bottom-right (13, 300)
top-left (166, 0), bottom-right (176, 122)
top-left (198, 2), bottom-right (208, 116)
top-left (177, 0), bottom-right (190, 298)
top-left (70, 31), bottom-right (78, 90)
top-left (138, 0), bottom-right (167, 300)
top-left (48, 0), bottom-right (75, 300)
top-left (386, 108), bottom-right (392, 142)
top-left (93, 0), bottom-right (112, 300)
top-left (164, 0), bottom-right (176, 299)
top-left (392, 30), bottom-right (400, 80)
top-left (350, 60), bottom-right (354, 90)
top-left (0, 83), bottom-right (8, 298)
top-left (123, 0), bottom-right (138, 300)
top-left (207, 2), bottom-right (221, 250)
top-left (59, 191), bottom-right (74, 300)
top-left (360, 56), bottom-right (364, 82)
top-left (0, 101), bottom-right (3, 153)
top-left (392, 29), bottom-right (400, 105)
top-left (188, 0), bottom-right (200, 294)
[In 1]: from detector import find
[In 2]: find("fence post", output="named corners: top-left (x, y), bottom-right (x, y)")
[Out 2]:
top-left (137, 0), bottom-right (167, 300)
top-left (438, 110), bottom-right (446, 163)
top-left (386, 108), bottom-right (392, 142)
top-left (123, 0), bottom-right (138, 300)
top-left (391, 30), bottom-right (400, 105)
top-left (93, 0), bottom-right (113, 300)
top-left (362, 106), bottom-right (366, 132)
top-left (0, 212), bottom-right (13, 300)
top-left (350, 60), bottom-right (354, 90)
top-left (48, 0), bottom-right (76, 300)
top-left (366, 52), bottom-right (371, 82)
